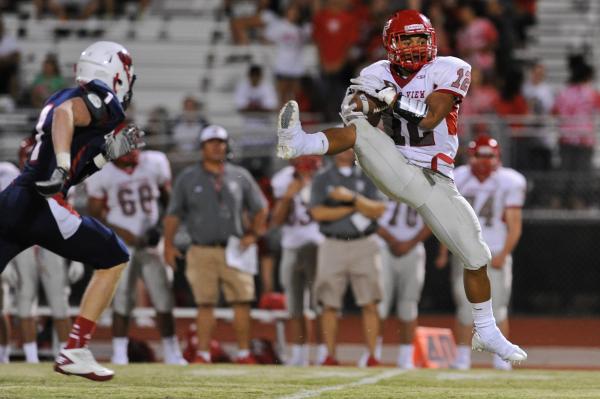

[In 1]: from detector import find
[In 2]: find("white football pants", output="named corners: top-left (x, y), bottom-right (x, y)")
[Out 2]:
top-left (351, 118), bottom-right (491, 270)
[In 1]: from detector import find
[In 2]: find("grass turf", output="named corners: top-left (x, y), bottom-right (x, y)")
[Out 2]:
top-left (0, 364), bottom-right (599, 399)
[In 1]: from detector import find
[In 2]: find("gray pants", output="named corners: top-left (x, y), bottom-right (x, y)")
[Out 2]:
top-left (113, 247), bottom-right (174, 316)
top-left (377, 243), bottom-right (425, 322)
top-left (279, 244), bottom-right (318, 318)
top-left (352, 118), bottom-right (491, 270)
top-left (12, 247), bottom-right (69, 319)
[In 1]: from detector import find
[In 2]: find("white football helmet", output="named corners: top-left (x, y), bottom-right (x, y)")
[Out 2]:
top-left (75, 41), bottom-right (136, 109)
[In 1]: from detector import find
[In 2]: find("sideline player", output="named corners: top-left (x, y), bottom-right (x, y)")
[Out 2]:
top-left (86, 148), bottom-right (186, 365)
top-left (270, 156), bottom-right (325, 366)
top-left (436, 136), bottom-right (526, 370)
top-left (367, 199), bottom-right (430, 368)
top-left (0, 41), bottom-right (144, 380)
top-left (275, 10), bottom-right (527, 363)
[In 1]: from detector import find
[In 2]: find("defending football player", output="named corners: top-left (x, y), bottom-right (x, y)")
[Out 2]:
top-left (0, 41), bottom-right (143, 380)
top-left (276, 10), bottom-right (527, 364)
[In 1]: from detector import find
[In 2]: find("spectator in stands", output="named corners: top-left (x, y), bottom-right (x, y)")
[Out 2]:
top-left (34, 0), bottom-right (106, 20)
top-left (522, 61), bottom-right (554, 170)
top-left (234, 64), bottom-right (278, 136)
top-left (553, 56), bottom-right (600, 209)
top-left (456, 2), bottom-right (498, 76)
top-left (144, 106), bottom-right (171, 149)
top-left (262, 3), bottom-right (312, 105)
top-left (553, 57), bottom-right (600, 172)
top-left (0, 17), bottom-right (20, 109)
top-left (309, 149), bottom-right (386, 366)
top-left (171, 96), bottom-right (210, 151)
top-left (460, 68), bottom-right (499, 130)
top-left (29, 53), bottom-right (67, 109)
top-left (312, 0), bottom-right (360, 121)
top-left (493, 68), bottom-right (530, 170)
top-left (164, 125), bottom-right (268, 365)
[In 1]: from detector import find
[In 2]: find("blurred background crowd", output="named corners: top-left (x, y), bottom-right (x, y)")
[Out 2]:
top-left (0, 0), bottom-right (599, 365)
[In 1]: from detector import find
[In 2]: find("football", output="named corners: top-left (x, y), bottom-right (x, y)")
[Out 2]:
top-left (348, 91), bottom-right (389, 126)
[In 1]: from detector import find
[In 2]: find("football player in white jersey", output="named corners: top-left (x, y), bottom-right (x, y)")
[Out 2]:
top-left (365, 199), bottom-right (431, 369)
top-left (275, 9), bottom-right (527, 364)
top-left (0, 160), bottom-right (20, 363)
top-left (86, 149), bottom-right (186, 365)
top-left (271, 156), bottom-right (325, 366)
top-left (436, 136), bottom-right (526, 370)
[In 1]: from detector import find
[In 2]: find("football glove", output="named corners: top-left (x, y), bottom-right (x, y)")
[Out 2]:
top-left (35, 167), bottom-right (69, 197)
top-left (348, 75), bottom-right (387, 98)
top-left (103, 124), bottom-right (146, 161)
top-left (339, 88), bottom-right (367, 125)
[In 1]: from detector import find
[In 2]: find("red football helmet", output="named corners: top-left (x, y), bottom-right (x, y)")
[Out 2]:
top-left (18, 136), bottom-right (36, 170)
top-left (290, 155), bottom-right (322, 175)
top-left (468, 135), bottom-right (500, 180)
top-left (383, 10), bottom-right (437, 72)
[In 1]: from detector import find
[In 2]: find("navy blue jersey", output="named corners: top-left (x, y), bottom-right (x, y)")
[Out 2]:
top-left (15, 79), bottom-right (125, 194)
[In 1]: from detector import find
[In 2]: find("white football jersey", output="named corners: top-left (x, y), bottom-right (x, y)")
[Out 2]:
top-left (454, 165), bottom-right (526, 255)
top-left (359, 57), bottom-right (472, 178)
top-left (378, 198), bottom-right (424, 243)
top-left (271, 166), bottom-right (323, 249)
top-left (0, 162), bottom-right (19, 191)
top-left (86, 151), bottom-right (171, 236)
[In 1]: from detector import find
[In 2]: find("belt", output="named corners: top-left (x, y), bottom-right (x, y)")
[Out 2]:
top-left (195, 241), bottom-right (228, 247)
top-left (324, 233), bottom-right (370, 241)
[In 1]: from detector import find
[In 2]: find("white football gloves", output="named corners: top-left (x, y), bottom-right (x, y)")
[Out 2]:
top-left (349, 75), bottom-right (429, 125)
top-left (103, 124), bottom-right (146, 161)
top-left (339, 88), bottom-right (367, 125)
top-left (35, 167), bottom-right (69, 197)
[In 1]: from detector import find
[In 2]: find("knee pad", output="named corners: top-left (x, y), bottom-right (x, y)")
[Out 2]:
top-left (461, 242), bottom-right (492, 271)
top-left (457, 303), bottom-right (473, 325)
top-left (397, 300), bottom-right (418, 322)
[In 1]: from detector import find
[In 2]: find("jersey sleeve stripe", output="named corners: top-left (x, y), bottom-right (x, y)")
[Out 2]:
top-left (434, 88), bottom-right (464, 99)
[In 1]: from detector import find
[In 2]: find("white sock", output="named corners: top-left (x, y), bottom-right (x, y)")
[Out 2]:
top-left (0, 345), bottom-right (9, 363)
top-left (197, 350), bottom-right (211, 362)
top-left (112, 337), bottom-right (129, 360)
top-left (300, 344), bottom-right (309, 366)
top-left (237, 349), bottom-right (250, 359)
top-left (302, 132), bottom-right (329, 155)
top-left (23, 341), bottom-right (39, 363)
top-left (455, 345), bottom-right (471, 366)
top-left (316, 344), bottom-right (328, 365)
top-left (472, 300), bottom-right (497, 338)
top-left (162, 335), bottom-right (181, 356)
top-left (397, 344), bottom-right (414, 367)
top-left (374, 336), bottom-right (383, 360)
top-left (290, 344), bottom-right (303, 365)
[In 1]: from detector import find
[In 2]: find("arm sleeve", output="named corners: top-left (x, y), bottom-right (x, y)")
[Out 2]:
top-left (433, 58), bottom-right (472, 99)
top-left (241, 169), bottom-right (268, 215)
top-left (505, 172), bottom-right (527, 208)
top-left (166, 171), bottom-right (188, 217)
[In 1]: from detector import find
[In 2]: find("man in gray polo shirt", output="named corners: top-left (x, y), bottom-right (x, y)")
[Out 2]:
top-left (163, 125), bottom-right (268, 364)
top-left (309, 148), bottom-right (386, 366)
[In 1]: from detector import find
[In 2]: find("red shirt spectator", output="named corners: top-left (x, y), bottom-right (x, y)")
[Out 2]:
top-left (313, 5), bottom-right (359, 72)
top-left (456, 5), bottom-right (498, 73)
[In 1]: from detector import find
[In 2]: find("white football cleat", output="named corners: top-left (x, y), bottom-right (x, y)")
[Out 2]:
top-left (493, 353), bottom-right (513, 371)
top-left (54, 347), bottom-right (115, 381)
top-left (277, 100), bottom-right (304, 160)
top-left (472, 329), bottom-right (527, 364)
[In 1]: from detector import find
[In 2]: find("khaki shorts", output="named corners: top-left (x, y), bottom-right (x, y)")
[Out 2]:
top-left (315, 236), bottom-right (382, 309)
top-left (186, 245), bottom-right (255, 305)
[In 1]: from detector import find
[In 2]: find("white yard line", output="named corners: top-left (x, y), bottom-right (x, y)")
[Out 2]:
top-left (278, 369), bottom-right (407, 399)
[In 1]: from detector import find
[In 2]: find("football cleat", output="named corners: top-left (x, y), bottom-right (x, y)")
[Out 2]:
top-left (472, 329), bottom-right (527, 364)
top-left (164, 352), bottom-right (188, 365)
top-left (54, 347), bottom-right (115, 381)
top-left (321, 356), bottom-right (340, 366)
top-left (493, 354), bottom-right (513, 371)
top-left (236, 354), bottom-right (257, 365)
top-left (276, 100), bottom-right (304, 160)
top-left (366, 355), bottom-right (381, 367)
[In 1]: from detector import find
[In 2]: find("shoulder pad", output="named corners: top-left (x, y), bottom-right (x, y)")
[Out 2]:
top-left (81, 88), bottom-right (108, 122)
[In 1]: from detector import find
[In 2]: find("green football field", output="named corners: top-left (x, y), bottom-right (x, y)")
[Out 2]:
top-left (1, 364), bottom-right (599, 399)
